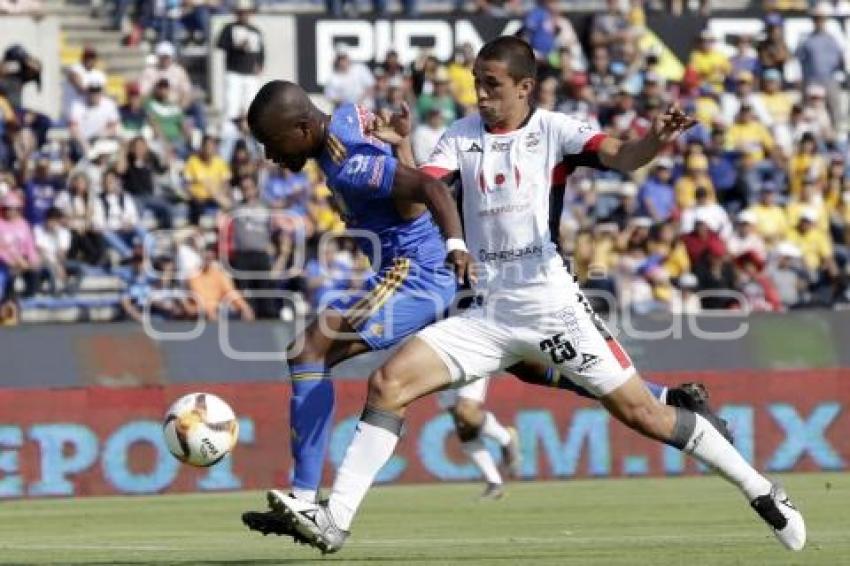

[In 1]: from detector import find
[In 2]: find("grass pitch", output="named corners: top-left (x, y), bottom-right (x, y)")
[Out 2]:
top-left (0, 473), bottom-right (847, 565)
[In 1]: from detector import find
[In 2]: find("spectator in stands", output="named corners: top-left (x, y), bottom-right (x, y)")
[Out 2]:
top-left (139, 42), bottom-right (205, 132)
top-left (727, 34), bottom-right (759, 88)
top-left (637, 157), bottom-right (676, 222)
top-left (748, 181), bottom-right (788, 243)
top-left (788, 133), bottom-right (826, 199)
top-left (68, 71), bottom-right (119, 160)
top-left (188, 243), bottom-right (254, 320)
top-left (229, 175), bottom-right (277, 319)
top-left (184, 134), bottom-right (231, 225)
top-left (727, 210), bottom-right (766, 261)
top-left (761, 69), bottom-right (792, 127)
top-left (411, 108), bottom-right (446, 166)
top-left (682, 209), bottom-right (726, 266)
top-left (801, 84), bottom-right (836, 145)
top-left (736, 251), bottom-right (781, 311)
top-left (22, 155), bottom-right (62, 227)
top-left (119, 247), bottom-right (151, 322)
top-left (522, 0), bottom-right (562, 66)
top-left (788, 208), bottom-right (839, 301)
top-left (721, 70), bottom-right (772, 127)
top-left (796, 2), bottom-right (845, 127)
top-left (63, 47), bottom-right (102, 120)
top-left (229, 141), bottom-right (258, 189)
top-left (787, 174), bottom-right (829, 234)
top-left (767, 241), bottom-right (807, 308)
top-left (216, 0), bottom-right (264, 122)
top-left (324, 52), bottom-right (375, 108)
top-left (34, 207), bottom-right (78, 294)
top-left (92, 168), bottom-right (145, 261)
top-left (116, 136), bottom-right (172, 230)
top-left (676, 152), bottom-right (716, 209)
top-left (680, 186), bottom-right (733, 242)
top-left (447, 44), bottom-right (476, 114)
top-left (416, 67), bottom-right (458, 124)
top-left (590, 0), bottom-right (633, 64)
top-left (726, 103), bottom-right (776, 194)
top-left (688, 29), bottom-right (731, 94)
top-left (55, 172), bottom-right (107, 268)
top-left (0, 45), bottom-right (42, 113)
top-left (758, 14), bottom-right (790, 81)
top-left (181, 0), bottom-right (219, 45)
top-left (145, 78), bottom-right (189, 157)
top-left (587, 47), bottom-right (618, 108)
top-left (119, 82), bottom-right (148, 136)
top-left (0, 191), bottom-right (41, 300)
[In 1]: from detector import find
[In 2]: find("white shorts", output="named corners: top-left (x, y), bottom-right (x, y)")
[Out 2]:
top-left (419, 272), bottom-right (636, 398)
top-left (437, 377), bottom-right (489, 409)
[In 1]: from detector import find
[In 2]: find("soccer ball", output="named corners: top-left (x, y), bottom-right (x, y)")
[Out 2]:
top-left (163, 392), bottom-right (239, 467)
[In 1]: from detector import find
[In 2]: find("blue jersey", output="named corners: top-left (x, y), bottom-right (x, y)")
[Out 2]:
top-left (318, 104), bottom-right (445, 269)
top-left (317, 104), bottom-right (456, 351)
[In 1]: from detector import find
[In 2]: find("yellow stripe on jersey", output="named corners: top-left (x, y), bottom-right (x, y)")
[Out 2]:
top-left (345, 258), bottom-right (411, 329)
top-left (327, 134), bottom-right (347, 164)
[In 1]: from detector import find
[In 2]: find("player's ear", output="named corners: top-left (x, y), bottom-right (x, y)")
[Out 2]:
top-left (518, 77), bottom-right (536, 101)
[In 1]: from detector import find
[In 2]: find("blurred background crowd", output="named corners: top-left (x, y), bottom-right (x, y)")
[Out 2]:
top-left (1, 0), bottom-right (850, 325)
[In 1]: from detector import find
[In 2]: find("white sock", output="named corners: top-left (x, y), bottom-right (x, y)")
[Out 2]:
top-left (328, 421), bottom-right (399, 530)
top-left (292, 487), bottom-right (317, 502)
top-left (462, 438), bottom-right (503, 485)
top-left (685, 414), bottom-right (772, 500)
top-left (480, 412), bottom-right (512, 446)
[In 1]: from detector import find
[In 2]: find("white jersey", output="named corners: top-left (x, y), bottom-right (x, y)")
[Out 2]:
top-left (423, 108), bottom-right (605, 292)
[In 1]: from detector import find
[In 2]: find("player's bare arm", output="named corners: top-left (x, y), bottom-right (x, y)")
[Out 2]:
top-left (391, 164), bottom-right (472, 284)
top-left (598, 105), bottom-right (696, 172)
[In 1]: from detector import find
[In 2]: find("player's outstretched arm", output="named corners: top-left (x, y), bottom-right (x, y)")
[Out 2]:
top-left (392, 164), bottom-right (472, 283)
top-left (598, 105), bottom-right (696, 172)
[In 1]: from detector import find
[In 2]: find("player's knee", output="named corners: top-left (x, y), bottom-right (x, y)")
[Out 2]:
top-left (452, 399), bottom-right (483, 429)
top-left (367, 367), bottom-right (405, 409)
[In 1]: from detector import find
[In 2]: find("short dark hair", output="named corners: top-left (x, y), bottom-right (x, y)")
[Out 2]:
top-left (477, 36), bottom-right (537, 82)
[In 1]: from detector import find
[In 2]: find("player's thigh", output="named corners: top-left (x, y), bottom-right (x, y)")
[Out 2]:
top-left (518, 292), bottom-right (636, 399)
top-left (418, 310), bottom-right (519, 387)
top-left (367, 336), bottom-right (455, 410)
top-left (289, 307), bottom-right (371, 366)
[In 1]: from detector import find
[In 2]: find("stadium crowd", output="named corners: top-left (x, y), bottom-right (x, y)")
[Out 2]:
top-left (1, 0), bottom-right (850, 324)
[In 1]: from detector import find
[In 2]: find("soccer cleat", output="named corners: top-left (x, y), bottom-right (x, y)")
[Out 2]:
top-left (501, 426), bottom-right (522, 478)
top-left (478, 482), bottom-right (505, 501)
top-left (750, 484), bottom-right (806, 551)
top-left (241, 509), bottom-right (312, 545)
top-left (267, 490), bottom-right (349, 554)
top-left (666, 382), bottom-right (734, 444)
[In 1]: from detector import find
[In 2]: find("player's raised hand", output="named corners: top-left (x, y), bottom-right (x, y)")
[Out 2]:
top-left (446, 249), bottom-right (475, 286)
top-left (369, 103), bottom-right (412, 146)
top-left (651, 104), bottom-right (697, 144)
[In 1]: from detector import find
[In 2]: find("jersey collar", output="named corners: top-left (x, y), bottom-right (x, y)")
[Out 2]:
top-left (484, 106), bottom-right (536, 135)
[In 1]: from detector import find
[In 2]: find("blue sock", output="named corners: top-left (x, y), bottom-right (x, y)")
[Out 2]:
top-left (289, 362), bottom-right (334, 494)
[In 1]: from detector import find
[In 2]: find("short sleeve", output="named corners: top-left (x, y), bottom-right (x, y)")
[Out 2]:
top-left (420, 129), bottom-right (460, 179)
top-left (332, 151), bottom-right (398, 199)
top-left (551, 112), bottom-right (607, 157)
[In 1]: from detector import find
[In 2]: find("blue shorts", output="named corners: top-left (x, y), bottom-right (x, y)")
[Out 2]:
top-left (326, 257), bottom-right (457, 350)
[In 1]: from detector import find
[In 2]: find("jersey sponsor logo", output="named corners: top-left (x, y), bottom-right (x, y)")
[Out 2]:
top-left (345, 154), bottom-right (371, 177)
top-left (490, 140), bottom-right (512, 152)
top-left (494, 173), bottom-right (506, 185)
top-left (577, 352), bottom-right (601, 373)
top-left (368, 155), bottom-right (386, 188)
top-left (478, 244), bottom-right (543, 263)
top-left (477, 202), bottom-right (531, 217)
top-left (465, 141), bottom-right (483, 153)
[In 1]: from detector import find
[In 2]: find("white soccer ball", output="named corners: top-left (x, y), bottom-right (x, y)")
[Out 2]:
top-left (163, 392), bottom-right (239, 467)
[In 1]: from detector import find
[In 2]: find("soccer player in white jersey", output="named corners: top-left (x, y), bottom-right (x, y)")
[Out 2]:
top-left (272, 36), bottom-right (806, 554)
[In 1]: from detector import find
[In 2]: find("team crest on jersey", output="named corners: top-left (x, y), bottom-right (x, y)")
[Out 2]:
top-left (525, 132), bottom-right (541, 148)
top-left (465, 141), bottom-right (483, 153)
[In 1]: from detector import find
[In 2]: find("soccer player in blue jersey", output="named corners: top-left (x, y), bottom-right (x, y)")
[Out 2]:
top-left (240, 81), bottom-right (729, 539)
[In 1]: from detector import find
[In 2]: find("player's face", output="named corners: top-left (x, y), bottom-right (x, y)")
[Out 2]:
top-left (473, 59), bottom-right (534, 128)
top-left (255, 124), bottom-right (311, 172)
